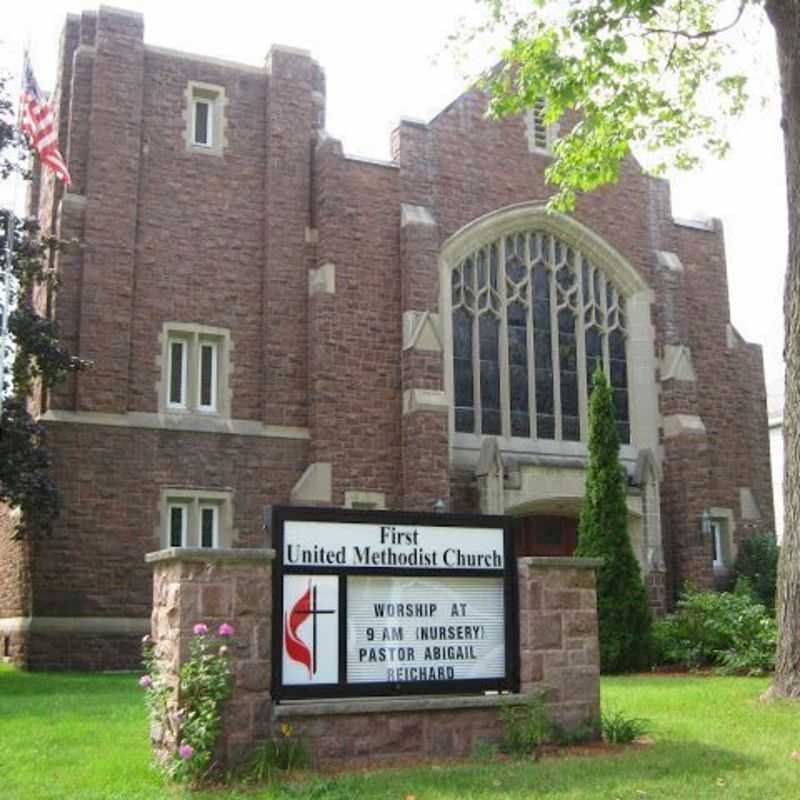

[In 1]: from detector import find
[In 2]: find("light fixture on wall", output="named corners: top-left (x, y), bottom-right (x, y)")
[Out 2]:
top-left (432, 498), bottom-right (447, 514)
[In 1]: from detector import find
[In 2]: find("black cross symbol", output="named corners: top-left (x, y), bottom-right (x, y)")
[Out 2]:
top-left (307, 584), bottom-right (336, 675)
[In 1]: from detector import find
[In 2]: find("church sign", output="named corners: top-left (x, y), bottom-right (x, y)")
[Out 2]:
top-left (271, 507), bottom-right (518, 700)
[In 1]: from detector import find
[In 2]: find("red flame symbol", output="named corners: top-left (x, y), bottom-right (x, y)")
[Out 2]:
top-left (284, 584), bottom-right (313, 677)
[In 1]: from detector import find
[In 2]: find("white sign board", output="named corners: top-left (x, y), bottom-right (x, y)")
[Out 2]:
top-left (284, 521), bottom-right (504, 571)
top-left (274, 510), bottom-right (514, 698)
top-left (347, 575), bottom-right (505, 683)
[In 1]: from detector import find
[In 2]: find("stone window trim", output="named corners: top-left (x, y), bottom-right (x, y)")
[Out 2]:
top-left (524, 100), bottom-right (559, 155)
top-left (344, 490), bottom-right (387, 510)
top-left (440, 203), bottom-right (657, 467)
top-left (709, 507), bottom-right (736, 570)
top-left (183, 81), bottom-right (228, 156)
top-left (634, 448), bottom-right (665, 574)
top-left (159, 487), bottom-right (234, 550)
top-left (156, 322), bottom-right (233, 419)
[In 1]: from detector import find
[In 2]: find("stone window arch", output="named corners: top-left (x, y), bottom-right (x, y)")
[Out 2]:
top-left (442, 204), bottom-right (648, 448)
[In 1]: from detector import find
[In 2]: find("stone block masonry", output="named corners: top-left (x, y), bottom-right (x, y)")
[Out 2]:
top-left (148, 549), bottom-right (602, 768)
top-left (148, 548), bottom-right (274, 767)
top-left (517, 558), bottom-right (602, 730)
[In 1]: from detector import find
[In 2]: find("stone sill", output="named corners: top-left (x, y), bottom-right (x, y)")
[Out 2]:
top-left (145, 547), bottom-right (275, 564)
top-left (518, 557), bottom-right (603, 569)
top-left (274, 693), bottom-right (530, 718)
top-left (41, 409), bottom-right (310, 440)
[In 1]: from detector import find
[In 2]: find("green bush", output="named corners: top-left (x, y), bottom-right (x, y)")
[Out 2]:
top-left (575, 368), bottom-right (651, 673)
top-left (499, 694), bottom-right (554, 756)
top-left (141, 622), bottom-right (236, 784)
top-left (733, 533), bottom-right (779, 611)
top-left (551, 720), bottom-right (600, 746)
top-left (601, 709), bottom-right (650, 744)
top-left (242, 722), bottom-right (312, 783)
top-left (471, 738), bottom-right (500, 761)
top-left (652, 583), bottom-right (776, 675)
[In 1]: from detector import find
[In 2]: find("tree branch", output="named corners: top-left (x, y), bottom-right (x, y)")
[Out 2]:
top-left (645, 0), bottom-right (746, 40)
top-left (665, 0), bottom-right (685, 69)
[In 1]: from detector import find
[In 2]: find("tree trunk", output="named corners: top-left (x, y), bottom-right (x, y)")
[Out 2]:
top-left (766, 0), bottom-right (800, 699)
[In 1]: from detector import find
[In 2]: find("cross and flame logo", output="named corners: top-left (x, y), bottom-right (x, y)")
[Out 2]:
top-left (284, 580), bottom-right (335, 679)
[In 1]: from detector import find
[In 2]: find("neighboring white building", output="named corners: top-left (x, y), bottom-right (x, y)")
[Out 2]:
top-left (769, 408), bottom-right (784, 544)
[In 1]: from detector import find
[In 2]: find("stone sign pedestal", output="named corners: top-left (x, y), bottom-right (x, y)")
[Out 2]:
top-left (517, 557), bottom-right (602, 731)
top-left (147, 548), bottom-right (601, 768)
top-left (147, 548), bottom-right (275, 766)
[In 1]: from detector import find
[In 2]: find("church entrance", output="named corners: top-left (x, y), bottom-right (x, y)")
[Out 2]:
top-left (515, 515), bottom-right (578, 557)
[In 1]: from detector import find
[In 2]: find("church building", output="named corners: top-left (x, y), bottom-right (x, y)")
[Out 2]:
top-left (0, 7), bottom-right (774, 669)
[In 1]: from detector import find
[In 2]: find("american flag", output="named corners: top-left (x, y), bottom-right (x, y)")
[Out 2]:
top-left (19, 55), bottom-right (71, 185)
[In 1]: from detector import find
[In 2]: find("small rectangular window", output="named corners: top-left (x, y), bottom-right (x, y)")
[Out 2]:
top-left (163, 492), bottom-right (230, 549)
top-left (185, 83), bottom-right (225, 155)
top-left (712, 521), bottom-right (724, 567)
top-left (198, 341), bottom-right (217, 411)
top-left (532, 100), bottom-right (548, 150)
top-left (200, 505), bottom-right (218, 548)
top-left (193, 100), bottom-right (212, 146)
top-left (162, 327), bottom-right (228, 416)
top-left (168, 340), bottom-right (187, 408)
top-left (169, 504), bottom-right (187, 548)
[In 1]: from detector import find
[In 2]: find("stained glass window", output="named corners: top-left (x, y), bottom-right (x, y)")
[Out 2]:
top-left (452, 230), bottom-right (630, 444)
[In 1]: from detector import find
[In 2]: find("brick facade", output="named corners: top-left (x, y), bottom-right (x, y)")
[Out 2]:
top-left (0, 6), bottom-right (774, 669)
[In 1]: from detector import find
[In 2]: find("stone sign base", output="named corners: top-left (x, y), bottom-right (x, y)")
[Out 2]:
top-left (274, 695), bottom-right (528, 764)
top-left (147, 548), bottom-right (602, 768)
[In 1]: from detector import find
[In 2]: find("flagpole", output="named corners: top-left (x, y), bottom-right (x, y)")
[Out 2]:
top-left (2, 44), bottom-right (72, 398)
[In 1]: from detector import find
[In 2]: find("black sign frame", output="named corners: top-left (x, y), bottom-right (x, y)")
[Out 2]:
top-left (270, 505), bottom-right (519, 702)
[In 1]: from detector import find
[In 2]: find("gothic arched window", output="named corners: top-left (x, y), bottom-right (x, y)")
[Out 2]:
top-left (451, 231), bottom-right (630, 444)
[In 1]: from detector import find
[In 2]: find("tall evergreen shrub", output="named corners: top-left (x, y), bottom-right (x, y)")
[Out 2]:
top-left (733, 533), bottom-right (779, 612)
top-left (575, 368), bottom-right (651, 672)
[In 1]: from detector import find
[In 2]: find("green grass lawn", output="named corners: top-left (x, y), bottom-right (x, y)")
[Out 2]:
top-left (1, 663), bottom-right (798, 799)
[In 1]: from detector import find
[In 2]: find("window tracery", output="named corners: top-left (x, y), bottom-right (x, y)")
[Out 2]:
top-left (452, 230), bottom-right (630, 444)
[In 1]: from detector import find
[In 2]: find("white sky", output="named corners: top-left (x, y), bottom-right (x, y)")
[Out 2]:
top-left (0, 0), bottom-right (787, 411)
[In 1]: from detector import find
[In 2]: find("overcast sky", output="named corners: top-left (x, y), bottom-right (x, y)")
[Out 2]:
top-left (1, 1), bottom-right (787, 412)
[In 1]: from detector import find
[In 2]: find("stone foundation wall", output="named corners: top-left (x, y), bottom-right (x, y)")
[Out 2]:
top-left (26, 631), bottom-right (142, 671)
top-left (1, 631), bottom-right (28, 666)
top-left (148, 549), bottom-right (602, 769)
top-left (0, 621), bottom-right (146, 671)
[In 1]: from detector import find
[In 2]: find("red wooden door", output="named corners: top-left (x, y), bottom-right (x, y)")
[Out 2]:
top-left (516, 515), bottom-right (578, 557)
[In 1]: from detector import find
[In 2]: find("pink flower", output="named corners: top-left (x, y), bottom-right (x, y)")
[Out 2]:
top-left (179, 743), bottom-right (194, 760)
top-left (218, 623), bottom-right (234, 637)
top-left (193, 623), bottom-right (208, 636)
top-left (139, 675), bottom-right (152, 689)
